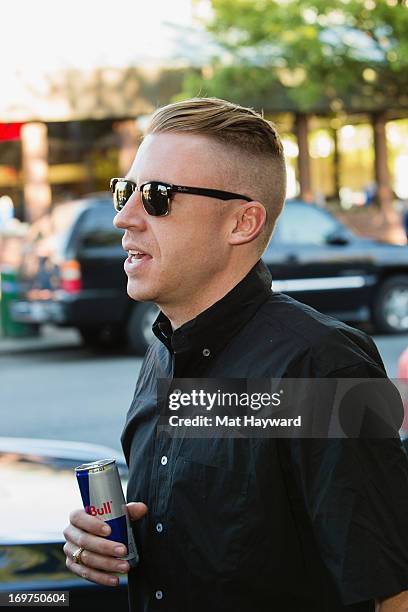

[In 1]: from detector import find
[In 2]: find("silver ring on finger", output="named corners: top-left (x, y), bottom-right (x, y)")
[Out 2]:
top-left (72, 546), bottom-right (85, 565)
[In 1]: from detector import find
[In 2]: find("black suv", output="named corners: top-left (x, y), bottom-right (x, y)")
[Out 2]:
top-left (11, 194), bottom-right (158, 353)
top-left (11, 195), bottom-right (408, 354)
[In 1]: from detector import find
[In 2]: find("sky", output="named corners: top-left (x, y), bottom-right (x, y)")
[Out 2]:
top-left (0, 0), bottom-right (218, 121)
top-left (0, 0), bottom-right (205, 73)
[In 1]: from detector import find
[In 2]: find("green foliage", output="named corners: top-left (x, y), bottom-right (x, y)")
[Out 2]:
top-left (180, 0), bottom-right (408, 112)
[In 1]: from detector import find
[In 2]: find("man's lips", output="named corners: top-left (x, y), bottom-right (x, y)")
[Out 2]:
top-left (127, 252), bottom-right (152, 261)
top-left (123, 244), bottom-right (152, 258)
top-left (124, 248), bottom-right (153, 275)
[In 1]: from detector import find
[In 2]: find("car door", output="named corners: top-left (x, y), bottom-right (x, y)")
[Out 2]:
top-left (263, 202), bottom-right (376, 319)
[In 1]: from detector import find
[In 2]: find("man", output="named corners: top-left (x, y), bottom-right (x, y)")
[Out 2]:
top-left (64, 98), bottom-right (408, 611)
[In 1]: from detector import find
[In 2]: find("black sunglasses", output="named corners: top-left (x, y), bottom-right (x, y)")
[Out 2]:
top-left (110, 178), bottom-right (252, 217)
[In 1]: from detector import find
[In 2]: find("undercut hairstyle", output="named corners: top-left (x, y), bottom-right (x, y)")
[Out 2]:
top-left (145, 97), bottom-right (286, 254)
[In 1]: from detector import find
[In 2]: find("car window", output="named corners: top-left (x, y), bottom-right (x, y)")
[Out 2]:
top-left (51, 202), bottom-right (83, 235)
top-left (79, 204), bottom-right (123, 249)
top-left (276, 203), bottom-right (339, 245)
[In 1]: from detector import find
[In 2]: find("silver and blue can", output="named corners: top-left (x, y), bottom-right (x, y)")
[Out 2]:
top-left (75, 459), bottom-right (139, 567)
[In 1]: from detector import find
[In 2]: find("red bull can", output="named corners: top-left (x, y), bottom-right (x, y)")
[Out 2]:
top-left (75, 459), bottom-right (139, 567)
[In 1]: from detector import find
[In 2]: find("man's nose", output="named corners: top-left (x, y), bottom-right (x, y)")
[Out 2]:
top-left (113, 193), bottom-right (146, 230)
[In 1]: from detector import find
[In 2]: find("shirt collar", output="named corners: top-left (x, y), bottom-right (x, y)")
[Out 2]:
top-left (152, 259), bottom-right (272, 357)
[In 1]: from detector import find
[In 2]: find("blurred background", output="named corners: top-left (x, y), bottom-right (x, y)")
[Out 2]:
top-left (1, 0), bottom-right (408, 433)
top-left (0, 0), bottom-right (408, 432)
top-left (2, 0), bottom-right (408, 427)
top-left (1, 0), bottom-right (408, 245)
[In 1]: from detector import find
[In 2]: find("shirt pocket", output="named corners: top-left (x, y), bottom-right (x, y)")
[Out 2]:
top-left (168, 456), bottom-right (250, 580)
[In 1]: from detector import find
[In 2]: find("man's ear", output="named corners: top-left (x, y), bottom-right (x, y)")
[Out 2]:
top-left (229, 202), bottom-right (267, 246)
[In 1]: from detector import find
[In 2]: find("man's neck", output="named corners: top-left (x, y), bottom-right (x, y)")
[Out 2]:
top-left (159, 261), bottom-right (258, 330)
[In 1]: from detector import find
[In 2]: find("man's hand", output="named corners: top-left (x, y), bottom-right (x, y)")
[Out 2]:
top-left (63, 502), bottom-right (148, 586)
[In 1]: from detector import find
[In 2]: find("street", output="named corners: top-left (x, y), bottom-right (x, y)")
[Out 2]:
top-left (1, 325), bottom-right (408, 457)
top-left (0, 327), bottom-right (142, 453)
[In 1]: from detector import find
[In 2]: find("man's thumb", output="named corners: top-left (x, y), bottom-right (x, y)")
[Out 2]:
top-left (126, 502), bottom-right (148, 521)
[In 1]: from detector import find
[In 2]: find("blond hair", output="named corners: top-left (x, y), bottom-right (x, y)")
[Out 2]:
top-left (146, 97), bottom-right (286, 252)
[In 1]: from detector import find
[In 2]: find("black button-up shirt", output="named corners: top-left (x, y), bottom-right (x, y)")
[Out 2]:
top-left (121, 260), bottom-right (408, 612)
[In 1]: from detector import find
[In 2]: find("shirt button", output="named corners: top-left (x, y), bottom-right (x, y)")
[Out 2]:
top-left (202, 348), bottom-right (211, 357)
top-left (156, 522), bottom-right (163, 533)
top-left (155, 590), bottom-right (163, 600)
top-left (161, 455), bottom-right (168, 465)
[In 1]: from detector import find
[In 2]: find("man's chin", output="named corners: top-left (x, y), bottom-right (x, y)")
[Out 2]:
top-left (127, 280), bottom-right (158, 303)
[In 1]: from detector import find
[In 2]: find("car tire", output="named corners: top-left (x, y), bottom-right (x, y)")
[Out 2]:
top-left (78, 324), bottom-right (124, 349)
top-left (127, 302), bottom-right (159, 355)
top-left (372, 275), bottom-right (408, 334)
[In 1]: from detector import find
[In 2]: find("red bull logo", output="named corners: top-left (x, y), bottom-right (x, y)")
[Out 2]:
top-left (85, 501), bottom-right (113, 516)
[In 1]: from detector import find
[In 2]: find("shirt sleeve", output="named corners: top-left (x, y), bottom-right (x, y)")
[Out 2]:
top-left (282, 362), bottom-right (408, 605)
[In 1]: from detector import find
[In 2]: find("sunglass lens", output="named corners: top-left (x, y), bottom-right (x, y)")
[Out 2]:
top-left (141, 183), bottom-right (169, 216)
top-left (114, 180), bottom-right (134, 211)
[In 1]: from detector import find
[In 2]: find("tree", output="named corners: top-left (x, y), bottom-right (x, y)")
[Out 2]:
top-left (181, 0), bottom-right (408, 115)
